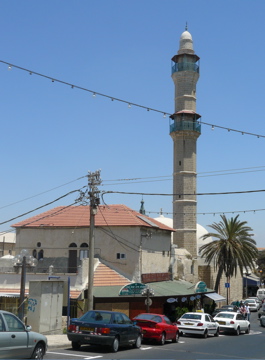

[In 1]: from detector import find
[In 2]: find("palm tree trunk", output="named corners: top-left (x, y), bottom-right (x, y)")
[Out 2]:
top-left (214, 265), bottom-right (224, 293)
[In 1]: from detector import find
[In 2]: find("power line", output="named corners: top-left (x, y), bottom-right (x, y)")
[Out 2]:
top-left (102, 188), bottom-right (265, 198)
top-left (0, 188), bottom-right (85, 226)
top-left (2, 60), bottom-right (265, 139)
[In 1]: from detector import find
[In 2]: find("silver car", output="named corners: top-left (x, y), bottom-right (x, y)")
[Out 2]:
top-left (0, 310), bottom-right (47, 359)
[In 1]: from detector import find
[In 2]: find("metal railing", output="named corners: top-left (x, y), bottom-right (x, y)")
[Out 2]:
top-left (172, 62), bottom-right (199, 74)
top-left (170, 121), bottom-right (201, 134)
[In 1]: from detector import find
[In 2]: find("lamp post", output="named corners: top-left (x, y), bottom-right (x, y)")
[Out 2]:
top-left (141, 285), bottom-right (154, 313)
top-left (13, 249), bottom-right (38, 320)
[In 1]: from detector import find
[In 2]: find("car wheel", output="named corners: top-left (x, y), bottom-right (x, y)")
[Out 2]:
top-left (245, 325), bottom-right (250, 334)
top-left (214, 328), bottom-right (219, 337)
top-left (172, 331), bottom-right (179, 343)
top-left (111, 336), bottom-right (120, 352)
top-left (159, 332), bottom-right (166, 345)
top-left (72, 341), bottom-right (81, 350)
top-left (31, 343), bottom-right (45, 359)
top-left (133, 334), bottom-right (142, 348)
top-left (202, 329), bottom-right (208, 338)
top-left (235, 327), bottom-right (240, 336)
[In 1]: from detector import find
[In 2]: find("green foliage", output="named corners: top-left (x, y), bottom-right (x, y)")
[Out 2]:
top-left (199, 214), bottom-right (258, 292)
top-left (173, 307), bottom-right (189, 321)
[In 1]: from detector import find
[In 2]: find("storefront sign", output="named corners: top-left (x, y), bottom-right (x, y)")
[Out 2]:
top-left (195, 281), bottom-right (207, 293)
top-left (119, 283), bottom-right (146, 296)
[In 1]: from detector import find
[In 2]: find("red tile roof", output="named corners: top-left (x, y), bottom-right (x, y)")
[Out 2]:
top-left (93, 262), bottom-right (131, 287)
top-left (12, 205), bottom-right (174, 232)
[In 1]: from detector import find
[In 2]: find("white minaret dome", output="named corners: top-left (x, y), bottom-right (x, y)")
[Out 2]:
top-left (153, 214), bottom-right (212, 256)
top-left (178, 29), bottom-right (194, 54)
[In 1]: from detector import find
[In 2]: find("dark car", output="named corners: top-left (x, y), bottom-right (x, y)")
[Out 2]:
top-left (132, 313), bottom-right (179, 345)
top-left (67, 310), bottom-right (142, 353)
top-left (0, 310), bottom-right (47, 359)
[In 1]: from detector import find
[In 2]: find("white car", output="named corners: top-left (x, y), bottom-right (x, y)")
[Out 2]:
top-left (176, 312), bottom-right (219, 338)
top-left (248, 297), bottom-right (261, 309)
top-left (244, 298), bottom-right (259, 311)
top-left (214, 311), bottom-right (250, 335)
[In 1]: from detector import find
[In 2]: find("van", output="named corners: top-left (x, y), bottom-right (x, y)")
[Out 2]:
top-left (256, 289), bottom-right (265, 301)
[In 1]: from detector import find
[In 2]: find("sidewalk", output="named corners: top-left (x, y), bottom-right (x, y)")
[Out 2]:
top-left (46, 334), bottom-right (72, 349)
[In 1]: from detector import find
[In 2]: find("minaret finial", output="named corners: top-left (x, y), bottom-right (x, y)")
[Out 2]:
top-left (185, 22), bottom-right (188, 31)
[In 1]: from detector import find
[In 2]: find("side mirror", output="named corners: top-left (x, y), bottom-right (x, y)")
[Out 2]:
top-left (25, 325), bottom-right (32, 332)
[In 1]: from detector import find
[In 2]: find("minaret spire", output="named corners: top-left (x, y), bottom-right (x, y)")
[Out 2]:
top-left (185, 22), bottom-right (188, 31)
top-left (169, 29), bottom-right (201, 257)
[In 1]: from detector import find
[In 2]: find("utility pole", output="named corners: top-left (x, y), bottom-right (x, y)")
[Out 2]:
top-left (87, 170), bottom-right (101, 311)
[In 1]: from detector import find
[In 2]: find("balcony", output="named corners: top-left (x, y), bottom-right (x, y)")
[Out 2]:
top-left (172, 62), bottom-right (199, 74)
top-left (170, 120), bottom-right (201, 134)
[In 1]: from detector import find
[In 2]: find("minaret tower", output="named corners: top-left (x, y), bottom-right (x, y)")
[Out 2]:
top-left (170, 26), bottom-right (201, 258)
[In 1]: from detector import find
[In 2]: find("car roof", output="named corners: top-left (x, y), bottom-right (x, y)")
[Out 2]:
top-left (214, 311), bottom-right (238, 315)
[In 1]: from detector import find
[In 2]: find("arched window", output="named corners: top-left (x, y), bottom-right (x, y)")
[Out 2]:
top-left (32, 249), bottom-right (37, 259)
top-left (38, 249), bottom-right (44, 260)
top-left (80, 243), bottom-right (89, 260)
top-left (69, 243), bottom-right (77, 247)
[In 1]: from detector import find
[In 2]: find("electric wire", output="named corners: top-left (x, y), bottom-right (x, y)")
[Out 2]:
top-left (2, 60), bottom-right (265, 139)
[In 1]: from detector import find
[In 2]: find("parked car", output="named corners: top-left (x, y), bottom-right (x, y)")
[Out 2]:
top-left (212, 305), bottom-right (238, 317)
top-left (244, 299), bottom-right (259, 311)
top-left (0, 310), bottom-right (47, 359)
top-left (132, 313), bottom-right (179, 345)
top-left (176, 312), bottom-right (219, 338)
top-left (248, 297), bottom-right (261, 309)
top-left (214, 311), bottom-right (250, 335)
top-left (220, 305), bottom-right (238, 312)
top-left (67, 310), bottom-right (142, 353)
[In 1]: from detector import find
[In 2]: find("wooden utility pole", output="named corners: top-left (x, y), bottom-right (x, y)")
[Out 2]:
top-left (87, 170), bottom-right (101, 311)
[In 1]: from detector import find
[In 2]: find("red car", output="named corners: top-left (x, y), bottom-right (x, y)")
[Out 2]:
top-left (132, 313), bottom-right (179, 345)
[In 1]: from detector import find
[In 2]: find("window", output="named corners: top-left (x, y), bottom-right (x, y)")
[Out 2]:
top-left (116, 253), bottom-right (126, 259)
top-left (32, 249), bottom-right (37, 258)
top-left (38, 249), bottom-right (44, 260)
top-left (3, 313), bottom-right (25, 332)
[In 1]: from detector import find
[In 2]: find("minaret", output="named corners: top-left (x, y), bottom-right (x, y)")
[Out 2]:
top-left (170, 26), bottom-right (201, 258)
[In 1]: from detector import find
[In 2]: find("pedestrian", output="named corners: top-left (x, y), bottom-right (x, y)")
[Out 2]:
top-left (240, 303), bottom-right (246, 319)
top-left (245, 302), bottom-right (250, 321)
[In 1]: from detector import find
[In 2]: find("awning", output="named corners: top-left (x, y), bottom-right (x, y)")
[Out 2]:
top-left (243, 275), bottom-right (260, 287)
top-left (204, 292), bottom-right (226, 302)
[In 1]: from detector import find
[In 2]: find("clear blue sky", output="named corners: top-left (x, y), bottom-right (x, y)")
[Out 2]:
top-left (1, 0), bottom-right (265, 247)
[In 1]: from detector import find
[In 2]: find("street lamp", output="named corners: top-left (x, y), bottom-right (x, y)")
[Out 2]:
top-left (13, 249), bottom-right (38, 320)
top-left (141, 285), bottom-right (154, 313)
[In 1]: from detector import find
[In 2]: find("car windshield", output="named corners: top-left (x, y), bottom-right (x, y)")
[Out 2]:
top-left (79, 311), bottom-right (112, 324)
top-left (181, 313), bottom-right (202, 320)
top-left (215, 313), bottom-right (234, 319)
top-left (135, 314), bottom-right (162, 322)
top-left (245, 300), bottom-right (255, 303)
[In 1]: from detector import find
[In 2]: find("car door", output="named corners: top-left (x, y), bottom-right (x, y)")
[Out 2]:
top-left (205, 314), bottom-right (217, 335)
top-left (0, 313), bottom-right (30, 359)
top-left (236, 313), bottom-right (248, 331)
top-left (112, 312), bottom-right (129, 345)
top-left (120, 313), bottom-right (138, 344)
top-left (163, 316), bottom-right (175, 340)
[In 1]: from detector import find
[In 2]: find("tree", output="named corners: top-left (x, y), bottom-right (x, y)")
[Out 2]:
top-left (199, 214), bottom-right (258, 292)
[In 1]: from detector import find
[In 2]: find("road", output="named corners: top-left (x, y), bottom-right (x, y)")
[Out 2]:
top-left (46, 314), bottom-right (265, 359)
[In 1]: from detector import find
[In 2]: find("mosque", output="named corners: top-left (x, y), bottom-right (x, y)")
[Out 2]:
top-left (151, 26), bottom-right (243, 302)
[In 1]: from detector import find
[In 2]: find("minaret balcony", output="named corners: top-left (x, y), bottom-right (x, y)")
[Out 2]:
top-left (170, 120), bottom-right (201, 134)
top-left (172, 62), bottom-right (199, 74)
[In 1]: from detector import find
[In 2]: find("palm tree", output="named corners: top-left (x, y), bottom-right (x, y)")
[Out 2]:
top-left (199, 214), bottom-right (258, 293)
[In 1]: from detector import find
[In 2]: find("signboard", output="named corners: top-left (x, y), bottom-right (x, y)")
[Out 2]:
top-left (195, 281), bottom-right (207, 293)
top-left (225, 283), bottom-right (230, 288)
top-left (119, 283), bottom-right (146, 296)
